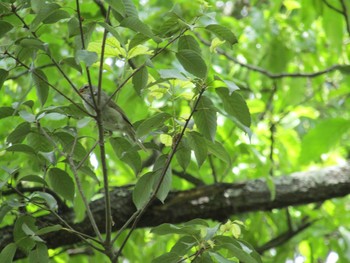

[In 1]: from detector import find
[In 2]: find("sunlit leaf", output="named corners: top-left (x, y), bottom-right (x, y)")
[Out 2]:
top-left (193, 96), bottom-right (217, 141)
top-left (206, 24), bottom-right (238, 45)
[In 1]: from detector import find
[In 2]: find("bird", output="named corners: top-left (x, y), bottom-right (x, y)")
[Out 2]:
top-left (79, 84), bottom-right (146, 151)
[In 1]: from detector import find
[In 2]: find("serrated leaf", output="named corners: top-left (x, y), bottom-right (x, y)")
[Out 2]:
top-left (193, 96), bottom-right (217, 141)
top-left (299, 118), bottom-right (350, 164)
top-left (178, 35), bottom-right (201, 54)
top-left (176, 49), bottom-right (207, 79)
top-left (110, 137), bottom-right (141, 175)
top-left (187, 132), bottom-right (207, 167)
top-left (206, 140), bottom-right (231, 164)
top-left (48, 168), bottom-right (75, 202)
top-left (206, 24), bottom-right (238, 45)
top-left (7, 122), bottom-right (31, 144)
top-left (136, 113), bottom-right (171, 138)
top-left (0, 21), bottom-right (13, 38)
top-left (216, 87), bottom-right (251, 127)
top-left (133, 172), bottom-right (156, 210)
top-left (120, 16), bottom-right (154, 39)
top-left (75, 50), bottom-right (98, 67)
top-left (0, 243), bottom-right (17, 263)
top-left (132, 66), bottom-right (148, 94)
top-left (32, 69), bottom-right (49, 106)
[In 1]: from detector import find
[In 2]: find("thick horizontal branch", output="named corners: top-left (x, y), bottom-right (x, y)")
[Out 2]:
top-left (1, 163), bottom-right (350, 257)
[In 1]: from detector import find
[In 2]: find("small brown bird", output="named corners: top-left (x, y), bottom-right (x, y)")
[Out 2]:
top-left (79, 84), bottom-right (146, 150)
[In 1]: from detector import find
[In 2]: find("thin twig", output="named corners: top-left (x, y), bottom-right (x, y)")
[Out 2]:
top-left (196, 33), bottom-right (342, 79)
top-left (340, 0), bottom-right (350, 36)
top-left (322, 0), bottom-right (343, 14)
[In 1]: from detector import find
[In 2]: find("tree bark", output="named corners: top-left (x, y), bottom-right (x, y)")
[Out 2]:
top-left (1, 163), bottom-right (350, 256)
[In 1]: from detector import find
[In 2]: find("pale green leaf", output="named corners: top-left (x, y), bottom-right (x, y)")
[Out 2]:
top-left (75, 50), bottom-right (98, 67)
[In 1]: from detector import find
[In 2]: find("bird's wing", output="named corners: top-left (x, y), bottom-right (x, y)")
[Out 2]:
top-left (107, 100), bottom-right (134, 127)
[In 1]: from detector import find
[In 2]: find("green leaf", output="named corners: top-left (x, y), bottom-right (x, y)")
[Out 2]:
top-left (28, 243), bottom-right (49, 263)
top-left (105, 0), bottom-right (125, 16)
top-left (0, 204), bottom-right (13, 224)
top-left (176, 50), bottom-right (207, 79)
top-left (209, 252), bottom-right (236, 263)
top-left (158, 69), bottom-right (187, 80)
top-left (216, 87), bottom-right (251, 127)
top-left (187, 131), bottom-right (207, 167)
top-left (299, 118), bottom-right (350, 164)
top-left (48, 168), bottom-right (75, 202)
top-left (152, 252), bottom-right (181, 263)
top-left (123, 0), bottom-right (138, 17)
top-left (6, 144), bottom-right (36, 154)
top-left (178, 35), bottom-right (201, 54)
top-left (206, 140), bottom-right (231, 164)
top-left (133, 172), bottom-right (156, 210)
top-left (7, 122), bottom-right (31, 144)
top-left (14, 216), bottom-right (36, 254)
top-left (43, 9), bottom-right (70, 24)
top-left (75, 50), bottom-right (98, 67)
top-left (19, 110), bottom-right (36, 123)
top-left (32, 69), bottom-right (49, 106)
top-left (206, 24), bottom-right (238, 45)
top-left (214, 75), bottom-right (240, 94)
top-left (153, 155), bottom-right (172, 203)
top-left (35, 225), bottom-right (62, 235)
top-left (110, 137), bottom-right (141, 175)
top-left (193, 96), bottom-right (217, 141)
top-left (170, 235), bottom-right (197, 256)
top-left (151, 223), bottom-right (200, 236)
top-left (175, 140), bottom-right (191, 171)
top-left (67, 17), bottom-right (80, 37)
top-left (0, 21), bottom-right (13, 38)
top-left (0, 243), bottom-right (17, 263)
top-left (136, 113), bottom-right (171, 138)
top-left (120, 17), bottom-right (154, 39)
top-left (30, 3), bottom-right (61, 30)
top-left (27, 132), bottom-right (53, 152)
top-left (132, 66), bottom-right (148, 94)
top-left (0, 107), bottom-right (15, 119)
top-left (338, 65), bottom-right (350, 74)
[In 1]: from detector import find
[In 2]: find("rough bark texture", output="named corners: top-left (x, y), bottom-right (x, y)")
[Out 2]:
top-left (1, 163), bottom-right (350, 255)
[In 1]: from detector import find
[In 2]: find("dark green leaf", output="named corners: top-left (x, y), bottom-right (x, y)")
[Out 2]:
top-left (31, 192), bottom-right (58, 210)
top-left (120, 17), bottom-right (154, 39)
top-left (170, 236), bottom-right (197, 256)
top-left (30, 3), bottom-right (61, 30)
top-left (133, 172), bottom-right (156, 210)
top-left (153, 155), bottom-right (172, 203)
top-left (43, 9), bottom-right (70, 24)
top-left (0, 107), bottom-right (15, 119)
top-left (187, 131), bottom-right (208, 167)
top-left (105, 0), bottom-right (125, 16)
top-left (27, 132), bottom-right (53, 152)
top-left (193, 96), bottom-right (217, 141)
top-left (14, 216), bottom-right (36, 254)
top-left (110, 137), bottom-right (141, 175)
top-left (6, 144), bottom-right (36, 154)
top-left (35, 225), bottom-right (62, 235)
top-left (0, 204), bottom-right (13, 224)
top-left (48, 168), bottom-right (75, 202)
top-left (158, 69), bottom-right (187, 80)
top-left (0, 243), bottom-right (17, 263)
top-left (300, 118), bottom-right (350, 164)
top-left (216, 87), bottom-right (251, 127)
top-left (39, 151), bottom-right (57, 165)
top-left (151, 223), bottom-right (200, 236)
top-left (32, 69), bottom-right (49, 106)
top-left (0, 21), bottom-right (13, 38)
top-left (75, 50), bottom-right (98, 67)
top-left (19, 38), bottom-right (46, 51)
top-left (337, 65), bottom-right (350, 74)
top-left (132, 66), bottom-right (148, 94)
top-left (152, 252), bottom-right (181, 263)
top-left (206, 140), bottom-right (231, 164)
top-left (123, 0), bottom-right (138, 17)
top-left (178, 35), bottom-right (201, 54)
top-left (176, 140), bottom-right (191, 171)
top-left (206, 24), bottom-right (238, 45)
top-left (136, 113), bottom-right (171, 138)
top-left (7, 122), bottom-right (31, 144)
top-left (176, 49), bottom-right (207, 79)
top-left (67, 17), bottom-right (80, 38)
top-left (28, 243), bottom-right (49, 263)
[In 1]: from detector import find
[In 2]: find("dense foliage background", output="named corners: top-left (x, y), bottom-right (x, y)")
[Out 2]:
top-left (1, 0), bottom-right (350, 262)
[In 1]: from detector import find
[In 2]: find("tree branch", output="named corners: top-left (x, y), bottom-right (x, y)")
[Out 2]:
top-left (2, 163), bottom-right (350, 260)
